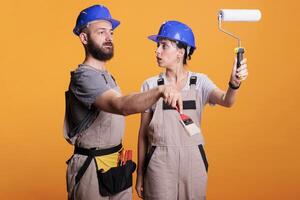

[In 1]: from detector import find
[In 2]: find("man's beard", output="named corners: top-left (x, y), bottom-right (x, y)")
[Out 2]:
top-left (87, 40), bottom-right (114, 61)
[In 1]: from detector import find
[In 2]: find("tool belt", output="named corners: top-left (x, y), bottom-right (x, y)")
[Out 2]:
top-left (73, 144), bottom-right (136, 196)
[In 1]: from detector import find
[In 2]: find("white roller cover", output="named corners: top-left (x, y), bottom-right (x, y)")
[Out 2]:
top-left (219, 9), bottom-right (262, 22)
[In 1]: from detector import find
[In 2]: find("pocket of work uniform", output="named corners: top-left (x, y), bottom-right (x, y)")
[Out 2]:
top-left (198, 145), bottom-right (208, 172)
top-left (143, 146), bottom-right (156, 175)
top-left (97, 160), bottom-right (136, 196)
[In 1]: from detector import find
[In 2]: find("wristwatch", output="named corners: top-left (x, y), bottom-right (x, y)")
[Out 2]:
top-left (228, 81), bottom-right (240, 90)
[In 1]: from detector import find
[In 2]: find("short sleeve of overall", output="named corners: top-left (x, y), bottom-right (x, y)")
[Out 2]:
top-left (69, 67), bottom-right (110, 109)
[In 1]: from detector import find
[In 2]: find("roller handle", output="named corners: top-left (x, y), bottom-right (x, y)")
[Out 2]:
top-left (235, 47), bottom-right (244, 69)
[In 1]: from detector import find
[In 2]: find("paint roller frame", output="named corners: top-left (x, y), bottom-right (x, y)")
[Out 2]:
top-left (218, 9), bottom-right (262, 69)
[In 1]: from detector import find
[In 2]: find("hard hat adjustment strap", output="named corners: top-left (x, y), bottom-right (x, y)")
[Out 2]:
top-left (187, 46), bottom-right (191, 56)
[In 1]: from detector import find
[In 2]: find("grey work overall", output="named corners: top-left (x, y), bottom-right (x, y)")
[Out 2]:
top-left (143, 75), bottom-right (208, 200)
top-left (64, 68), bottom-right (132, 200)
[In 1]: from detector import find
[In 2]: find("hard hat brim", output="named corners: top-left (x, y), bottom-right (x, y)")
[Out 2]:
top-left (110, 18), bottom-right (120, 29)
top-left (148, 35), bottom-right (159, 43)
top-left (73, 18), bottom-right (120, 36)
top-left (148, 35), bottom-right (158, 42)
top-left (148, 34), bottom-right (196, 49)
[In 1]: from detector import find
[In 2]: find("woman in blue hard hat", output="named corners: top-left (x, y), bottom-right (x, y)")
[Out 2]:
top-left (136, 20), bottom-right (248, 199)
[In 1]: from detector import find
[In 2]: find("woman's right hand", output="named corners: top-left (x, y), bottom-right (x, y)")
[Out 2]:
top-left (135, 174), bottom-right (144, 199)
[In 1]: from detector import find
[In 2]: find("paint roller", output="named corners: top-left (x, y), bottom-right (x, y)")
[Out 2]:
top-left (218, 9), bottom-right (262, 69)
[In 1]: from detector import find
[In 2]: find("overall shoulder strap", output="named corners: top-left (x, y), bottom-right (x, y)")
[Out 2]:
top-left (189, 74), bottom-right (197, 89)
top-left (157, 73), bottom-right (164, 86)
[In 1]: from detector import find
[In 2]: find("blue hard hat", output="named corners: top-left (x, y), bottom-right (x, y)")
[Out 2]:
top-left (73, 5), bottom-right (120, 36)
top-left (148, 20), bottom-right (196, 48)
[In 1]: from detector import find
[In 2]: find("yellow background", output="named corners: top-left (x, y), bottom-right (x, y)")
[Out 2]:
top-left (1, 0), bottom-right (299, 199)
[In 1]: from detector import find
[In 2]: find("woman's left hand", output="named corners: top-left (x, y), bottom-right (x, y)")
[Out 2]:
top-left (230, 58), bottom-right (248, 87)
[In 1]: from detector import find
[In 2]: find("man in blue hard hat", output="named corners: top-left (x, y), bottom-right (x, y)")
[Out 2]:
top-left (63, 5), bottom-right (183, 200)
